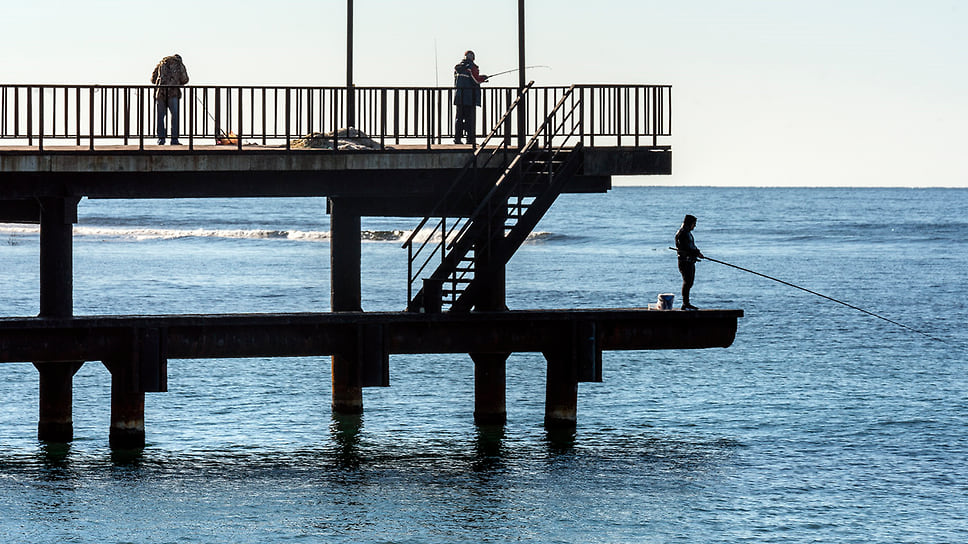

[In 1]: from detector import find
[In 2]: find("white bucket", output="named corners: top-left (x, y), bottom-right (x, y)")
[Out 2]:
top-left (657, 293), bottom-right (675, 310)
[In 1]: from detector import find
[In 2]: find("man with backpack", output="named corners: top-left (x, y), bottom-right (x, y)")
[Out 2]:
top-left (151, 54), bottom-right (190, 145)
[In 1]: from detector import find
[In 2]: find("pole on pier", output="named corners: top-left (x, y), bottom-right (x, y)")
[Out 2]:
top-left (346, 0), bottom-right (356, 129)
top-left (516, 0), bottom-right (527, 149)
top-left (329, 198), bottom-right (364, 414)
top-left (34, 197), bottom-right (84, 443)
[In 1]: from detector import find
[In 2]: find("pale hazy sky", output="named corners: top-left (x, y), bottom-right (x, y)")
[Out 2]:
top-left (4, 0), bottom-right (966, 186)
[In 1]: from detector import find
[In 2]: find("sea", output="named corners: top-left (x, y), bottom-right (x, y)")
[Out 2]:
top-left (0, 186), bottom-right (965, 543)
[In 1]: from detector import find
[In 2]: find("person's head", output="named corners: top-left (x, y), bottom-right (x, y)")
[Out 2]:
top-left (683, 214), bottom-right (697, 229)
top-left (173, 54), bottom-right (182, 61)
top-left (464, 50), bottom-right (475, 61)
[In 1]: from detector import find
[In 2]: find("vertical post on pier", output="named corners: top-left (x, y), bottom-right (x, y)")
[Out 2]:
top-left (517, 0), bottom-right (527, 149)
top-left (329, 197), bottom-right (363, 414)
top-left (346, 0), bottom-right (356, 129)
top-left (34, 197), bottom-right (84, 443)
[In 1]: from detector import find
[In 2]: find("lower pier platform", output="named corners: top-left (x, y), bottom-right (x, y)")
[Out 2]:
top-left (1, 308), bottom-right (741, 448)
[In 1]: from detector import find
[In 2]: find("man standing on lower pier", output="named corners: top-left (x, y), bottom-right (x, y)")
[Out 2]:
top-left (675, 214), bottom-right (704, 310)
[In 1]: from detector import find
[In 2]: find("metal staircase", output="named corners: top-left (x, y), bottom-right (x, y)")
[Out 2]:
top-left (403, 85), bottom-right (586, 313)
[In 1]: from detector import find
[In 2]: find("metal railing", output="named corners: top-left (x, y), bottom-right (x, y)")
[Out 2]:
top-left (0, 84), bottom-right (671, 151)
top-left (404, 83), bottom-right (588, 310)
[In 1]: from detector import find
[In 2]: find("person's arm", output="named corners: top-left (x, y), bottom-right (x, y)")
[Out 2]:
top-left (470, 65), bottom-right (487, 83)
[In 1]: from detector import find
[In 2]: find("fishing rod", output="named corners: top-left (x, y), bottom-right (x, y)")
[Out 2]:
top-left (668, 248), bottom-right (950, 345)
top-left (192, 92), bottom-right (237, 143)
top-left (485, 65), bottom-right (551, 79)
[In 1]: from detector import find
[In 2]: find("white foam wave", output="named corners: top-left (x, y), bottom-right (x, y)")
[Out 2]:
top-left (0, 224), bottom-right (556, 244)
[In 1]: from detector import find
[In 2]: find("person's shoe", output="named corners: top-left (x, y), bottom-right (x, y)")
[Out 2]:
top-left (157, 139), bottom-right (165, 145)
top-left (681, 303), bottom-right (699, 310)
top-left (453, 138), bottom-right (462, 144)
top-left (170, 140), bottom-right (181, 145)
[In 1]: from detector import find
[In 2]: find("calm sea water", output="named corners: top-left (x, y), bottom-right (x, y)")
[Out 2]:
top-left (0, 187), bottom-right (965, 543)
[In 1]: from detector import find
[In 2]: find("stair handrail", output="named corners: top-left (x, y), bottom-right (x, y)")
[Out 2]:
top-left (446, 85), bottom-right (581, 251)
top-left (406, 83), bottom-right (585, 311)
top-left (403, 82), bottom-right (535, 299)
top-left (445, 93), bottom-right (586, 312)
top-left (402, 81), bottom-right (535, 249)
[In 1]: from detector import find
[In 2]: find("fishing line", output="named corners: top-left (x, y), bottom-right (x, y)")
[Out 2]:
top-left (668, 248), bottom-right (951, 345)
top-left (486, 65), bottom-right (551, 79)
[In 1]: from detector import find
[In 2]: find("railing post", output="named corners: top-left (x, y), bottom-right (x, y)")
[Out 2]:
top-left (89, 87), bottom-right (95, 151)
top-left (38, 86), bottom-right (44, 151)
top-left (214, 87), bottom-right (221, 145)
top-left (188, 87), bottom-right (194, 151)
top-left (26, 86), bottom-right (33, 147)
top-left (262, 88), bottom-right (268, 146)
top-left (426, 88), bottom-right (433, 150)
top-left (138, 87), bottom-right (145, 151)
top-left (123, 87), bottom-right (130, 146)
top-left (237, 87), bottom-right (243, 151)
top-left (285, 88), bottom-right (291, 150)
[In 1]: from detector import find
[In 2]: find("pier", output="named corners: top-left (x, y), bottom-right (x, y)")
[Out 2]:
top-left (1, 81), bottom-right (742, 449)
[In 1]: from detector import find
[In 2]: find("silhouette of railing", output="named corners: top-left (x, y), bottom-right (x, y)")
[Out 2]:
top-left (0, 84), bottom-right (671, 151)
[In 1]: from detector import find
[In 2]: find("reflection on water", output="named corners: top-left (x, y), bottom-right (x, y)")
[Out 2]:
top-left (329, 413), bottom-right (364, 469)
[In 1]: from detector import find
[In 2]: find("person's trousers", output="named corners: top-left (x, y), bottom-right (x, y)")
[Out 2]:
top-left (156, 96), bottom-right (180, 144)
top-left (678, 258), bottom-right (696, 303)
top-left (455, 104), bottom-right (476, 144)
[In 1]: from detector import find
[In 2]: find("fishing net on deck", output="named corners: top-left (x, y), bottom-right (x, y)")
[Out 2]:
top-left (290, 128), bottom-right (387, 150)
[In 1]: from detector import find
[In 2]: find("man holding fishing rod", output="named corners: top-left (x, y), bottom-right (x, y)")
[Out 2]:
top-left (675, 214), bottom-right (704, 310)
top-left (453, 50), bottom-right (488, 146)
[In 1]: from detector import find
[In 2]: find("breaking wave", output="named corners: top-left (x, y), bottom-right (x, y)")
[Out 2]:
top-left (0, 225), bottom-right (558, 244)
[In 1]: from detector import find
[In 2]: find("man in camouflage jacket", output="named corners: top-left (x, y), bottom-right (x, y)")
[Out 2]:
top-left (151, 54), bottom-right (189, 145)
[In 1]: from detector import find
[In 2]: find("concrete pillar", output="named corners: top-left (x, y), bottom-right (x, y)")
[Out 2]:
top-left (543, 347), bottom-right (578, 429)
top-left (471, 231), bottom-right (508, 426)
top-left (329, 198), bottom-right (363, 414)
top-left (472, 353), bottom-right (507, 425)
top-left (106, 360), bottom-right (146, 449)
top-left (34, 362), bottom-right (83, 442)
top-left (36, 197), bottom-right (84, 443)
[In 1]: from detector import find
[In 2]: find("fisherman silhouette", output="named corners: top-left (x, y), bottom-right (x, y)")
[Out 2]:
top-left (675, 214), bottom-right (704, 310)
top-left (453, 50), bottom-right (487, 146)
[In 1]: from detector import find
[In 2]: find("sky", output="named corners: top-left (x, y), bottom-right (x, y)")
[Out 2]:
top-left (3, 0), bottom-right (966, 187)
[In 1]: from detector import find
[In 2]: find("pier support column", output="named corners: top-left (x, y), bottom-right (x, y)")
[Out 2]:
top-left (329, 198), bottom-right (364, 414)
top-left (34, 362), bottom-right (83, 442)
top-left (472, 353), bottom-right (507, 425)
top-left (471, 241), bottom-right (508, 426)
top-left (104, 360), bottom-right (146, 449)
top-left (35, 196), bottom-right (84, 443)
top-left (542, 347), bottom-right (578, 429)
